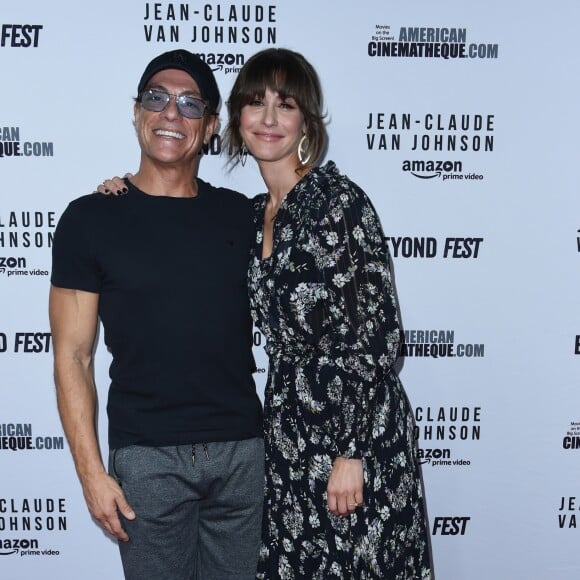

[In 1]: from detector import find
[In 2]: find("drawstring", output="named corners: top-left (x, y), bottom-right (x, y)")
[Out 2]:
top-left (191, 443), bottom-right (210, 467)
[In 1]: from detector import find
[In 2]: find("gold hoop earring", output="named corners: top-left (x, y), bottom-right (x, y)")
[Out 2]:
top-left (297, 134), bottom-right (311, 166)
top-left (239, 143), bottom-right (248, 167)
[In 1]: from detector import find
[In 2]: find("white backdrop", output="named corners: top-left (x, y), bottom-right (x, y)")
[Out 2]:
top-left (1, 1), bottom-right (579, 578)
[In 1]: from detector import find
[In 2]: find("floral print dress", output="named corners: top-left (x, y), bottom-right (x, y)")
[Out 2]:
top-left (249, 162), bottom-right (432, 579)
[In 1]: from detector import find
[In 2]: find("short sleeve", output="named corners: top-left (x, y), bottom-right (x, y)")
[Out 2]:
top-left (51, 201), bottom-right (101, 293)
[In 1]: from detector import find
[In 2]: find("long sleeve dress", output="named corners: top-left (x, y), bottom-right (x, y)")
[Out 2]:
top-left (249, 161), bottom-right (432, 580)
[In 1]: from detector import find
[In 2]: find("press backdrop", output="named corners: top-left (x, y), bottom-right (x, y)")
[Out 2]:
top-left (1, 1), bottom-right (579, 578)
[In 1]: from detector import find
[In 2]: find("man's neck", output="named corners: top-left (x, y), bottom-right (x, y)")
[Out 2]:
top-left (131, 160), bottom-right (200, 198)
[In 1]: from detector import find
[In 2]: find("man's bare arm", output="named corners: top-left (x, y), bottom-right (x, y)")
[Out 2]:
top-left (49, 285), bottom-right (135, 541)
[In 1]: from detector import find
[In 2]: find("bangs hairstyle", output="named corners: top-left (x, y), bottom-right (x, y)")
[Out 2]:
top-left (224, 48), bottom-right (327, 169)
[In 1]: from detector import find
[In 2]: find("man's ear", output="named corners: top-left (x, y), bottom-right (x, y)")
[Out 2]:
top-left (204, 114), bottom-right (219, 143)
top-left (133, 102), bottom-right (140, 127)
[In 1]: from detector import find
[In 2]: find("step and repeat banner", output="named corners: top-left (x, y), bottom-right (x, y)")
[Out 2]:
top-left (1, 1), bottom-right (578, 578)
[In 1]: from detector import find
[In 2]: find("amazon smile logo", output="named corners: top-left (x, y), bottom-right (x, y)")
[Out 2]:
top-left (402, 159), bottom-right (462, 179)
top-left (401, 159), bottom-right (484, 181)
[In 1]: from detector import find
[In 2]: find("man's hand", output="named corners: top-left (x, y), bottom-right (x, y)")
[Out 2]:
top-left (82, 471), bottom-right (135, 542)
top-left (327, 456), bottom-right (364, 516)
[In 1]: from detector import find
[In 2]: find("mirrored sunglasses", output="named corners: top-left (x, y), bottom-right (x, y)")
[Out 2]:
top-left (139, 89), bottom-right (207, 119)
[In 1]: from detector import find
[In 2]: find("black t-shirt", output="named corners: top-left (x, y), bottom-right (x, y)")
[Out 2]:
top-left (51, 179), bottom-right (263, 449)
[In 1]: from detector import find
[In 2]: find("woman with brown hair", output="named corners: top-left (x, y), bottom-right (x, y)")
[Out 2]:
top-left (224, 48), bottom-right (432, 579)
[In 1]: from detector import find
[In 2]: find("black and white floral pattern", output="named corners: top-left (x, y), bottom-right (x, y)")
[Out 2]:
top-left (250, 162), bottom-right (432, 579)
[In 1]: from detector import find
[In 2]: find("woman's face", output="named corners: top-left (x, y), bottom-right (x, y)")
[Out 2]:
top-left (239, 87), bottom-right (305, 167)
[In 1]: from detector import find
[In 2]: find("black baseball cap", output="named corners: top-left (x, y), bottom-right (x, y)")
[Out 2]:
top-left (137, 49), bottom-right (221, 113)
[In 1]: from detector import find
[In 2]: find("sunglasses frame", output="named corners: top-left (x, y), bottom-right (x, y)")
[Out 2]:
top-left (139, 88), bottom-right (208, 119)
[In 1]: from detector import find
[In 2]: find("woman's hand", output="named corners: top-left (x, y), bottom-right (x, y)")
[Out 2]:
top-left (96, 174), bottom-right (133, 196)
top-left (327, 456), bottom-right (364, 516)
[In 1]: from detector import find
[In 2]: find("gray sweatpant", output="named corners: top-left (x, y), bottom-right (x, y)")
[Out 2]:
top-left (108, 438), bottom-right (264, 580)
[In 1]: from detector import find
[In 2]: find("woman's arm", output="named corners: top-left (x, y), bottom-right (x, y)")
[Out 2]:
top-left (314, 175), bottom-right (401, 514)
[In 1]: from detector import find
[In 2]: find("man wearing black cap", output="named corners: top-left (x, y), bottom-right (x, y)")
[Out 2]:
top-left (49, 50), bottom-right (264, 579)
